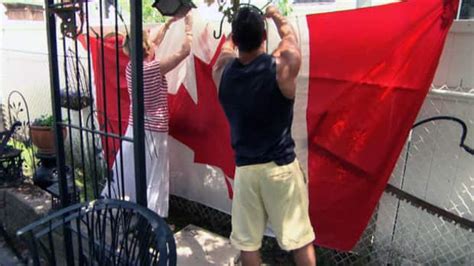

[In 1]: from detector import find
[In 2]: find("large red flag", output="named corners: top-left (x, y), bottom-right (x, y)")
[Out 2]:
top-left (78, 35), bottom-right (130, 168)
top-left (81, 0), bottom-right (458, 252)
top-left (306, 0), bottom-right (458, 250)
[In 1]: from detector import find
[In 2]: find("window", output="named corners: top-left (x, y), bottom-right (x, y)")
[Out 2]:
top-left (458, 0), bottom-right (474, 19)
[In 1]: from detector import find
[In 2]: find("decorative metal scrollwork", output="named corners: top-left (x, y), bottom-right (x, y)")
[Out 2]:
top-left (412, 116), bottom-right (474, 155)
top-left (49, 1), bottom-right (85, 39)
top-left (385, 115), bottom-right (474, 233)
top-left (213, 0), bottom-right (272, 39)
top-left (7, 91), bottom-right (32, 146)
top-left (7, 90), bottom-right (36, 177)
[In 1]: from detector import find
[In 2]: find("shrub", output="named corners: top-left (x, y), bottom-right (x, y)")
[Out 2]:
top-left (32, 115), bottom-right (54, 127)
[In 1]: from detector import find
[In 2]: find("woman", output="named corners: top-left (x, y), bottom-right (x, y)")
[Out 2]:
top-left (104, 13), bottom-right (193, 217)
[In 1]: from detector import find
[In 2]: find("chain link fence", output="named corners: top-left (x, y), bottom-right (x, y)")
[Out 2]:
top-left (323, 84), bottom-right (474, 265)
top-left (170, 84), bottom-right (474, 265)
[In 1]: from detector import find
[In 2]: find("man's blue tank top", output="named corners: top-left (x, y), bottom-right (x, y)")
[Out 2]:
top-left (218, 53), bottom-right (296, 166)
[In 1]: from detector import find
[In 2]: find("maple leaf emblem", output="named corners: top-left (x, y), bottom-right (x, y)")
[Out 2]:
top-left (168, 39), bottom-right (235, 197)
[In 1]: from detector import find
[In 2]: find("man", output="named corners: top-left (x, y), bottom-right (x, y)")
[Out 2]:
top-left (212, 6), bottom-right (317, 266)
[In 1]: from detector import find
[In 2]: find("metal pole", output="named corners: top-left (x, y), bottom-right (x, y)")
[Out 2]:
top-left (44, 0), bottom-right (69, 214)
top-left (113, 0), bottom-right (126, 201)
top-left (456, 0), bottom-right (463, 20)
top-left (98, 0), bottom-right (114, 198)
top-left (130, 0), bottom-right (147, 207)
top-left (44, 0), bottom-right (74, 264)
top-left (83, 2), bottom-right (100, 199)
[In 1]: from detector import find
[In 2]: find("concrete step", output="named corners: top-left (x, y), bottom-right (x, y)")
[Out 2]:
top-left (174, 224), bottom-right (239, 266)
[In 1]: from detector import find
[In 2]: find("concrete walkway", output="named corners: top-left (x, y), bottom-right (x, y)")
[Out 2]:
top-left (175, 225), bottom-right (239, 265)
top-left (0, 234), bottom-right (23, 266)
top-left (1, 224), bottom-right (238, 266)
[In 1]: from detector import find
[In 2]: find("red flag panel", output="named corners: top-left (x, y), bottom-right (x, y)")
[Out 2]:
top-left (306, 0), bottom-right (458, 250)
top-left (79, 35), bottom-right (130, 168)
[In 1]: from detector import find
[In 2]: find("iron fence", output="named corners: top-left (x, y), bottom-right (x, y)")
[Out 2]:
top-left (39, 0), bottom-right (146, 207)
top-left (39, 0), bottom-right (146, 263)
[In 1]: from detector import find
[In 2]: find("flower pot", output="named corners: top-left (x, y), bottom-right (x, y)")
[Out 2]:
top-left (60, 89), bottom-right (91, 110)
top-left (30, 126), bottom-right (67, 155)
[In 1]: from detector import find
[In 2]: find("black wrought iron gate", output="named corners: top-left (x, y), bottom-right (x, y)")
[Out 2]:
top-left (44, 0), bottom-right (147, 261)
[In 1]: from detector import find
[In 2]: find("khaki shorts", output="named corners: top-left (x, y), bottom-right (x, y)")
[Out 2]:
top-left (230, 159), bottom-right (315, 251)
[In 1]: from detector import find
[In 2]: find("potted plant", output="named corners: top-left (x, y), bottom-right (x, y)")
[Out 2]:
top-left (60, 89), bottom-right (92, 111)
top-left (30, 115), bottom-right (67, 155)
top-left (60, 49), bottom-right (92, 111)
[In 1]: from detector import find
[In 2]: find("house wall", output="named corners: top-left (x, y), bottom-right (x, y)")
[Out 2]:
top-left (1, 21), bottom-right (53, 124)
top-left (434, 21), bottom-right (474, 89)
top-left (3, 3), bottom-right (44, 21)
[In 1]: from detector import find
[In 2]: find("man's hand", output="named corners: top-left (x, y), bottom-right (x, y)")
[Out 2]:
top-left (265, 6), bottom-right (279, 19)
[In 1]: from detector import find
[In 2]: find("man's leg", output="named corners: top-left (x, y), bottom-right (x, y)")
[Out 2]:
top-left (260, 160), bottom-right (316, 265)
top-left (293, 243), bottom-right (316, 266)
top-left (230, 165), bottom-right (267, 265)
top-left (240, 250), bottom-right (261, 266)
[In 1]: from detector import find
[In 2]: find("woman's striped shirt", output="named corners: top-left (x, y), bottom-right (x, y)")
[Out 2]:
top-left (126, 60), bottom-right (169, 132)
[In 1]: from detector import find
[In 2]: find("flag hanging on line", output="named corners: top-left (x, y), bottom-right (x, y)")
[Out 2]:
top-left (81, 0), bottom-right (458, 251)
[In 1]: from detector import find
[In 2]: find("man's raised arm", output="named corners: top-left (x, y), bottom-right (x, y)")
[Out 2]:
top-left (266, 6), bottom-right (301, 99)
top-left (212, 36), bottom-right (237, 90)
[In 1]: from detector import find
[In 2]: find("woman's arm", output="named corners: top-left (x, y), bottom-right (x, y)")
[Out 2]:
top-left (148, 17), bottom-right (178, 48)
top-left (160, 13), bottom-right (193, 75)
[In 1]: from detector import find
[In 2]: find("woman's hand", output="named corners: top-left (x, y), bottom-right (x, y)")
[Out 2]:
top-left (150, 16), bottom-right (180, 47)
top-left (165, 16), bottom-right (180, 29)
top-left (160, 13), bottom-right (193, 75)
top-left (182, 13), bottom-right (193, 52)
top-left (184, 13), bottom-right (193, 35)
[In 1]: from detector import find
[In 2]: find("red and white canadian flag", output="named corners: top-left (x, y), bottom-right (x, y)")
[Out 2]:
top-left (84, 0), bottom-right (458, 251)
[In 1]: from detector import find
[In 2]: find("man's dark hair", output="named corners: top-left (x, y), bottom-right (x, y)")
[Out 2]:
top-left (232, 7), bottom-right (265, 52)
